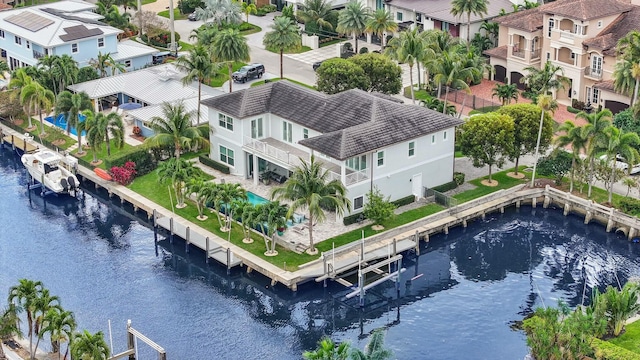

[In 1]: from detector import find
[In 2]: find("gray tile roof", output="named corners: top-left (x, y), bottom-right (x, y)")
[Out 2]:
top-left (201, 81), bottom-right (463, 160)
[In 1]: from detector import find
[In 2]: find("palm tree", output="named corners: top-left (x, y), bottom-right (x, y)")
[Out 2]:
top-left (55, 90), bottom-right (92, 147)
top-left (556, 121), bottom-right (588, 193)
top-left (530, 94), bottom-right (557, 187)
top-left (432, 49), bottom-right (475, 113)
top-left (40, 309), bottom-right (75, 360)
top-left (71, 330), bottom-right (110, 360)
top-left (492, 83), bottom-right (519, 105)
top-left (186, 178), bottom-right (212, 220)
top-left (239, 202), bottom-right (257, 243)
top-left (617, 30), bottom-right (640, 62)
top-left (31, 289), bottom-right (61, 359)
top-left (241, 0), bottom-right (257, 22)
top-left (89, 52), bottom-right (125, 78)
top-left (336, 0), bottom-right (371, 53)
top-left (579, 109), bottom-right (613, 197)
top-left (190, 25), bottom-right (219, 46)
top-left (451, 0), bottom-right (488, 47)
top-left (592, 283), bottom-right (640, 337)
top-left (263, 16), bottom-right (302, 79)
top-left (262, 200), bottom-right (289, 255)
top-left (623, 177), bottom-right (637, 196)
top-left (271, 155), bottom-right (351, 255)
top-left (480, 21), bottom-right (499, 47)
top-left (303, 337), bottom-right (351, 360)
top-left (298, 0), bottom-right (337, 35)
top-left (21, 81), bottom-right (55, 137)
top-left (217, 182), bottom-right (247, 231)
top-left (0, 305), bottom-right (20, 360)
top-left (365, 9), bottom-right (397, 47)
top-left (211, 28), bottom-right (250, 93)
top-left (8, 279), bottom-right (44, 360)
top-left (174, 46), bottom-right (222, 123)
top-left (0, 60), bottom-right (9, 79)
top-left (194, 0), bottom-right (242, 26)
top-left (157, 157), bottom-right (199, 208)
top-left (598, 126), bottom-right (639, 203)
top-left (85, 111), bottom-right (124, 157)
top-left (36, 55), bottom-right (59, 94)
top-left (114, 0), bottom-right (137, 12)
top-left (51, 55), bottom-right (79, 95)
top-left (9, 69), bottom-right (35, 128)
top-left (521, 61), bottom-right (567, 101)
top-left (350, 329), bottom-right (393, 360)
top-left (144, 101), bottom-right (210, 159)
top-left (386, 29), bottom-right (424, 104)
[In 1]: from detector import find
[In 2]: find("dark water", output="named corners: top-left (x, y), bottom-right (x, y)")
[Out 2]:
top-left (1, 146), bottom-right (640, 360)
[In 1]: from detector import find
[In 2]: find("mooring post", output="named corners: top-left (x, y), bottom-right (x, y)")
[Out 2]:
top-left (127, 320), bottom-right (135, 360)
top-left (358, 269), bottom-right (365, 307)
top-left (395, 258), bottom-right (402, 296)
top-left (22, 137), bottom-right (26, 153)
top-left (185, 226), bottom-right (190, 253)
top-left (11, 135), bottom-right (15, 150)
top-left (205, 237), bottom-right (210, 264)
top-left (226, 248), bottom-right (231, 275)
top-left (393, 238), bottom-right (397, 256)
top-left (169, 218), bottom-right (174, 244)
top-left (153, 210), bottom-right (158, 256)
top-left (414, 230), bottom-right (420, 255)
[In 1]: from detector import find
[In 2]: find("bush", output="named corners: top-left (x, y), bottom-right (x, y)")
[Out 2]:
top-left (343, 212), bottom-right (365, 225)
top-left (256, 4), bottom-right (276, 15)
top-left (391, 195), bottom-right (415, 207)
top-left (432, 180), bottom-right (458, 193)
top-left (177, 0), bottom-right (202, 14)
top-left (363, 187), bottom-right (396, 225)
top-left (537, 149), bottom-right (572, 184)
top-left (572, 99), bottom-right (586, 111)
top-left (198, 155), bottom-right (230, 174)
top-left (110, 161), bottom-right (137, 186)
top-left (619, 197), bottom-right (640, 214)
top-left (105, 147), bottom-right (155, 176)
top-left (567, 106), bottom-right (581, 114)
top-left (359, 47), bottom-right (368, 54)
top-left (591, 338), bottom-right (640, 360)
top-left (142, 29), bottom-right (181, 48)
top-left (453, 172), bottom-right (465, 185)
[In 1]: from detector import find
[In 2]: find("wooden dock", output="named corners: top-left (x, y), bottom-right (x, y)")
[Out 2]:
top-left (2, 134), bottom-right (38, 153)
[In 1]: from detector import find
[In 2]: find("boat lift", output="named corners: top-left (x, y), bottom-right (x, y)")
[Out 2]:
top-left (109, 320), bottom-right (166, 360)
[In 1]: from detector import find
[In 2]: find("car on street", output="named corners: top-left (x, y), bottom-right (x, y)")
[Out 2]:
top-left (599, 154), bottom-right (640, 175)
top-left (232, 63), bottom-right (265, 83)
top-left (312, 61), bottom-right (323, 71)
top-left (188, 12), bottom-right (197, 21)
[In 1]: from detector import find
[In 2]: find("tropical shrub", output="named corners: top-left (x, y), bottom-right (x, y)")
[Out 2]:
top-left (391, 195), bottom-right (415, 207)
top-left (142, 29), bottom-right (181, 48)
top-left (363, 187), bottom-right (396, 225)
top-left (105, 147), bottom-right (155, 175)
top-left (591, 338), bottom-right (640, 360)
top-left (453, 172), bottom-right (465, 185)
top-left (536, 149), bottom-right (573, 184)
top-left (256, 4), bottom-right (276, 15)
top-left (110, 161), bottom-right (137, 185)
top-left (198, 155), bottom-right (230, 174)
top-left (178, 0), bottom-right (203, 14)
top-left (432, 180), bottom-right (458, 192)
top-left (619, 197), bottom-right (640, 214)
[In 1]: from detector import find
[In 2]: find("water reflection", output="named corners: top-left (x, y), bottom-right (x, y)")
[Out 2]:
top-left (2, 145), bottom-right (640, 360)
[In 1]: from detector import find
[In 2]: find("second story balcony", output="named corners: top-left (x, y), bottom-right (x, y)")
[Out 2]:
top-left (32, 50), bottom-right (44, 59)
top-left (584, 67), bottom-right (603, 80)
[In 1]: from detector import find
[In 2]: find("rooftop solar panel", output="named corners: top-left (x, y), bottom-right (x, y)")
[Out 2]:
top-left (59, 24), bottom-right (103, 42)
top-left (5, 11), bottom-right (54, 32)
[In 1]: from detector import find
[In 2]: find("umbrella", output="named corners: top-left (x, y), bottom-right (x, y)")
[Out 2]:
top-left (119, 103), bottom-right (143, 110)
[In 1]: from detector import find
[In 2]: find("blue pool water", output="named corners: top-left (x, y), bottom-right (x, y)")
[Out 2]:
top-left (246, 190), bottom-right (269, 205)
top-left (44, 113), bottom-right (86, 136)
top-left (1, 146), bottom-right (639, 359)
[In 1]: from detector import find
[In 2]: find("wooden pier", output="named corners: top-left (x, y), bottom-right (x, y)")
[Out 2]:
top-left (1, 132), bottom-right (38, 154)
top-left (3, 123), bottom-right (639, 293)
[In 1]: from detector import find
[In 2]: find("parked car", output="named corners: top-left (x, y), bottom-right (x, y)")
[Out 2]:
top-left (599, 154), bottom-right (640, 175)
top-left (188, 12), bottom-right (197, 21)
top-left (232, 63), bottom-right (265, 83)
top-left (312, 61), bottom-right (323, 71)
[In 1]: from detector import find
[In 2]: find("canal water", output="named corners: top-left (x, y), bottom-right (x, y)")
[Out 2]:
top-left (1, 146), bottom-right (640, 360)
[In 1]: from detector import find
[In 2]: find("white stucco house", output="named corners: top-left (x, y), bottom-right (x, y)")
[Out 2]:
top-left (201, 81), bottom-right (463, 215)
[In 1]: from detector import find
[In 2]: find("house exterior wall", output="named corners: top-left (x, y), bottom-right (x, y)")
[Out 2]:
top-left (0, 31), bottom-right (38, 67)
top-left (53, 35), bottom-right (118, 67)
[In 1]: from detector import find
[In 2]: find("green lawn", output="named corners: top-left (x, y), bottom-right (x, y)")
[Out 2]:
top-left (141, 0), bottom-right (156, 4)
top-left (403, 87), bottom-right (432, 102)
top-left (468, 105), bottom-right (501, 115)
top-left (453, 166), bottom-right (529, 203)
top-left (208, 62), bottom-right (247, 88)
top-left (239, 23), bottom-right (262, 35)
top-left (455, 150), bottom-right (464, 158)
top-left (608, 321), bottom-right (640, 354)
top-left (158, 8), bottom-right (187, 20)
top-left (73, 140), bottom-right (136, 169)
top-left (128, 171), bottom-right (318, 269)
top-left (181, 149), bottom-right (208, 160)
top-left (179, 41), bottom-right (194, 51)
top-left (318, 203), bottom-right (444, 252)
top-left (250, 78), bottom-right (315, 90)
top-left (266, 45), bottom-right (312, 54)
top-left (319, 38), bottom-right (345, 47)
top-left (15, 117), bottom-right (76, 150)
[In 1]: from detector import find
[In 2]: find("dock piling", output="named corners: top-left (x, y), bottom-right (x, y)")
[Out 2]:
top-left (205, 237), bottom-right (210, 264)
top-left (226, 248), bottom-right (231, 275)
top-left (185, 226), bottom-right (190, 253)
top-left (169, 218), bottom-right (174, 244)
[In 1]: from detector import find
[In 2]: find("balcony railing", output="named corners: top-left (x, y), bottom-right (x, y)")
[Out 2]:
top-left (531, 49), bottom-right (541, 59)
top-left (32, 50), bottom-right (44, 59)
top-left (512, 49), bottom-right (525, 58)
top-left (584, 67), bottom-right (603, 79)
top-left (345, 169), bottom-right (368, 185)
top-left (243, 136), bottom-right (303, 168)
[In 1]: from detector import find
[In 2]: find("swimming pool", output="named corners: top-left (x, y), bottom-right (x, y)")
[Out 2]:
top-left (246, 191), bottom-right (269, 206)
top-left (44, 113), bottom-right (86, 136)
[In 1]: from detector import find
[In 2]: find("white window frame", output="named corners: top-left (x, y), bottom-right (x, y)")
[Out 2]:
top-left (251, 118), bottom-right (263, 139)
top-left (591, 55), bottom-right (602, 75)
top-left (282, 121), bottom-right (292, 143)
top-left (377, 151), bottom-right (385, 167)
top-left (354, 196), bottom-right (364, 210)
top-left (408, 141), bottom-right (415, 157)
top-left (346, 155), bottom-right (367, 171)
top-left (219, 145), bottom-right (235, 166)
top-left (97, 37), bottom-right (105, 48)
top-left (548, 18), bottom-right (554, 38)
top-left (71, 43), bottom-right (78, 53)
top-left (396, 12), bottom-right (402, 21)
top-left (303, 128), bottom-right (309, 139)
top-left (124, 59), bottom-right (132, 68)
top-left (218, 113), bottom-right (233, 131)
top-left (592, 88), bottom-right (600, 104)
top-left (14, 36), bottom-right (22, 45)
top-left (26, 40), bottom-right (30, 50)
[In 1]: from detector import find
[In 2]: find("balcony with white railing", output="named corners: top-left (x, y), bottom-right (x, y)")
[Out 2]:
top-left (584, 67), bottom-right (603, 80)
top-left (242, 136), bottom-right (369, 186)
top-left (559, 31), bottom-right (574, 44)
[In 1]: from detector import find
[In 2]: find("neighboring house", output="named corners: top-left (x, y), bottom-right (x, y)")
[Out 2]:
top-left (377, 0), bottom-right (517, 43)
top-left (68, 64), bottom-right (223, 137)
top-left (0, 0), bottom-right (156, 70)
top-left (201, 81), bottom-right (462, 215)
top-left (485, 0), bottom-right (640, 113)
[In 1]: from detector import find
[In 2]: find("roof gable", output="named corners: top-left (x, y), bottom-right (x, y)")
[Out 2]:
top-left (583, 7), bottom-right (640, 55)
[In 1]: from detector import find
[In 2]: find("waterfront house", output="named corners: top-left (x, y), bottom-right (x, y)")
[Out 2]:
top-left (68, 63), bottom-right (223, 136)
top-left (201, 81), bottom-right (463, 215)
top-left (484, 0), bottom-right (640, 113)
top-left (0, 0), bottom-right (157, 71)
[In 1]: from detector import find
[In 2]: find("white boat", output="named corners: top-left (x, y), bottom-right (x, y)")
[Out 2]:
top-left (21, 150), bottom-right (80, 196)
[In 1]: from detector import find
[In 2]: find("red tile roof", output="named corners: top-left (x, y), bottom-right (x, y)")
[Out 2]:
top-left (541, 0), bottom-right (633, 21)
top-left (594, 80), bottom-right (616, 91)
top-left (583, 7), bottom-right (640, 55)
top-left (494, 7), bottom-right (543, 32)
top-left (483, 45), bottom-right (508, 59)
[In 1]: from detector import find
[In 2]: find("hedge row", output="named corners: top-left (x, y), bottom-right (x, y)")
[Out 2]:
top-left (198, 155), bottom-right (230, 174)
top-left (104, 147), bottom-right (155, 176)
top-left (432, 180), bottom-right (458, 193)
top-left (342, 195), bottom-right (415, 225)
top-left (392, 195), bottom-right (415, 207)
top-left (591, 338), bottom-right (640, 360)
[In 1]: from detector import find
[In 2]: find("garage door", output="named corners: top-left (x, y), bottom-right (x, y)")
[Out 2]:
top-left (494, 65), bottom-right (507, 83)
top-left (604, 100), bottom-right (629, 115)
top-left (510, 72), bottom-right (525, 90)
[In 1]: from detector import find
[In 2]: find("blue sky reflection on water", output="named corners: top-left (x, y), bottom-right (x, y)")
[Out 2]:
top-left (1, 147), bottom-right (639, 360)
